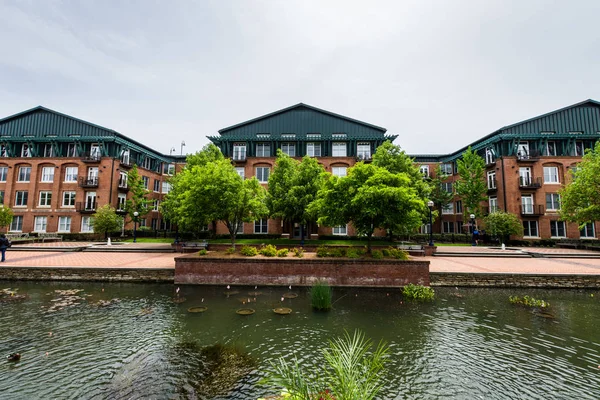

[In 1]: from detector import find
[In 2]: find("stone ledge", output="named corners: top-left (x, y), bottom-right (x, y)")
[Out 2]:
top-left (431, 272), bottom-right (600, 288)
top-left (0, 267), bottom-right (174, 283)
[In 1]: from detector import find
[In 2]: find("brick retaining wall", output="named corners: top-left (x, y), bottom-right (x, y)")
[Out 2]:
top-left (175, 256), bottom-right (430, 287)
top-left (0, 267), bottom-right (174, 283)
top-left (431, 272), bottom-right (600, 288)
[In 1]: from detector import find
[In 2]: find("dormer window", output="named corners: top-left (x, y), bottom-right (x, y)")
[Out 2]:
top-left (332, 133), bottom-right (347, 139)
top-left (281, 134), bottom-right (296, 139)
top-left (332, 142), bottom-right (347, 157)
top-left (256, 133), bottom-right (271, 139)
top-left (21, 144), bottom-right (31, 157)
top-left (357, 142), bottom-right (371, 160)
top-left (233, 143), bottom-right (246, 160)
top-left (281, 143), bottom-right (295, 156)
top-left (307, 133), bottom-right (321, 139)
top-left (256, 143), bottom-right (271, 157)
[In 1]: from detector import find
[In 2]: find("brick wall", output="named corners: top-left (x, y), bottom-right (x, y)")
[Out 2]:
top-left (0, 266), bottom-right (174, 282)
top-left (431, 272), bottom-right (600, 288)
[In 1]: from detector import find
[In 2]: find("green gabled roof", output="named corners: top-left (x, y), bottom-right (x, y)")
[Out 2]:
top-left (0, 105), bottom-right (181, 162)
top-left (410, 99), bottom-right (600, 162)
top-left (217, 103), bottom-right (389, 138)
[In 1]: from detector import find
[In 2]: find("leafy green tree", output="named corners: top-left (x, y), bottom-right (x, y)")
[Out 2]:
top-left (559, 141), bottom-right (600, 225)
top-left (165, 157), bottom-right (268, 247)
top-left (267, 151), bottom-right (325, 241)
top-left (0, 206), bottom-right (14, 231)
top-left (429, 165), bottom-right (454, 216)
top-left (483, 211), bottom-right (523, 245)
top-left (310, 163), bottom-right (425, 253)
top-left (125, 165), bottom-right (151, 225)
top-left (261, 330), bottom-right (389, 400)
top-left (92, 204), bottom-right (123, 240)
top-left (455, 146), bottom-right (487, 218)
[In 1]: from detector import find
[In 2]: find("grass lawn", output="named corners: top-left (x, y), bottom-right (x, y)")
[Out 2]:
top-left (121, 238), bottom-right (177, 243)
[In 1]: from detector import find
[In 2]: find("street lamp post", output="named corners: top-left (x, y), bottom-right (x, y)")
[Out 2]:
top-left (180, 141), bottom-right (186, 156)
top-left (470, 213), bottom-right (476, 246)
top-left (169, 147), bottom-right (176, 156)
top-left (133, 211), bottom-right (139, 243)
top-left (427, 200), bottom-right (434, 246)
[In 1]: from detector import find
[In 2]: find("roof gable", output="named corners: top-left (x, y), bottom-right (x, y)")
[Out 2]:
top-left (0, 106), bottom-right (117, 139)
top-left (217, 103), bottom-right (387, 139)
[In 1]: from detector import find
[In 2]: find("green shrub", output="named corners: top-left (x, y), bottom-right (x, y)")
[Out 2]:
top-left (198, 249), bottom-right (208, 256)
top-left (371, 250), bottom-right (383, 259)
top-left (260, 244), bottom-right (278, 257)
top-left (277, 248), bottom-right (289, 257)
top-left (240, 245), bottom-right (258, 256)
top-left (346, 248), bottom-right (361, 258)
top-left (402, 284), bottom-right (435, 301)
top-left (385, 247), bottom-right (408, 260)
top-left (381, 248), bottom-right (390, 257)
top-left (331, 247), bottom-right (346, 257)
top-left (225, 247), bottom-right (236, 255)
top-left (310, 280), bottom-right (332, 311)
top-left (316, 246), bottom-right (330, 257)
top-left (509, 295), bottom-right (550, 308)
top-left (292, 247), bottom-right (304, 258)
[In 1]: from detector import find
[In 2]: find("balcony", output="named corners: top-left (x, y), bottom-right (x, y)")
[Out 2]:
top-left (516, 149), bottom-right (541, 163)
top-left (82, 152), bottom-right (102, 163)
top-left (116, 208), bottom-right (127, 215)
top-left (519, 177), bottom-right (542, 189)
top-left (119, 158), bottom-right (133, 169)
top-left (520, 205), bottom-right (544, 216)
top-left (487, 180), bottom-right (498, 192)
top-left (232, 154), bottom-right (247, 163)
top-left (76, 202), bottom-right (96, 213)
top-left (79, 176), bottom-right (98, 188)
top-left (118, 183), bottom-right (129, 192)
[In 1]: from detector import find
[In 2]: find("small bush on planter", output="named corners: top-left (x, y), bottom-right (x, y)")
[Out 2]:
top-left (316, 246), bottom-right (330, 257)
top-left (260, 244), bottom-right (278, 257)
top-left (198, 249), bottom-right (208, 256)
top-left (240, 245), bottom-right (258, 256)
top-left (346, 248), bottom-right (361, 258)
top-left (402, 284), bottom-right (435, 301)
top-left (225, 247), bottom-right (236, 255)
top-left (292, 247), bottom-right (304, 258)
top-left (371, 250), bottom-right (383, 259)
top-left (277, 248), bottom-right (289, 257)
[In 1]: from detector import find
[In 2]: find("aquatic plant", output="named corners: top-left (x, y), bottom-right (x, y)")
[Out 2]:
top-left (509, 295), bottom-right (550, 309)
top-left (240, 245), bottom-right (258, 256)
top-left (310, 280), bottom-right (332, 311)
top-left (402, 284), bottom-right (435, 301)
top-left (261, 330), bottom-right (389, 400)
top-left (260, 244), bottom-right (278, 257)
top-left (277, 248), bottom-right (289, 257)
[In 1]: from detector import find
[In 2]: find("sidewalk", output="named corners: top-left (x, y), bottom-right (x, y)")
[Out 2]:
top-left (2, 250), bottom-right (176, 268)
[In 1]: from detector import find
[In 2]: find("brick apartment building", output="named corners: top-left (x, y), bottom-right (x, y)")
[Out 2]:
top-left (0, 106), bottom-right (184, 235)
top-left (1, 100), bottom-right (598, 240)
top-left (413, 99), bottom-right (600, 240)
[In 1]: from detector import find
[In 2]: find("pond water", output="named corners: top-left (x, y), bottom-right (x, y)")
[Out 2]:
top-left (1, 281), bottom-right (599, 399)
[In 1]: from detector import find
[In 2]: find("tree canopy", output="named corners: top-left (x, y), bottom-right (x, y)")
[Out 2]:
top-left (163, 146), bottom-right (268, 246)
top-left (428, 165), bottom-right (454, 217)
top-left (267, 151), bottom-right (325, 230)
top-left (125, 165), bottom-right (151, 224)
top-left (455, 146), bottom-right (487, 218)
top-left (92, 204), bottom-right (123, 239)
top-left (0, 206), bottom-right (13, 230)
top-left (483, 211), bottom-right (523, 245)
top-left (559, 141), bottom-right (600, 225)
top-left (310, 162), bottom-right (426, 252)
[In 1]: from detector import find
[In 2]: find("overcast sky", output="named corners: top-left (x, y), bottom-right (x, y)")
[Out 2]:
top-left (1, 0), bottom-right (599, 156)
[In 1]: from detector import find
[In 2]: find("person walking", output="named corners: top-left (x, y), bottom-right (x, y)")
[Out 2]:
top-left (0, 234), bottom-right (10, 262)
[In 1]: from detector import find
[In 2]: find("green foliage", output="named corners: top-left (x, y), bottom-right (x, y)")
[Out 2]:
top-left (125, 165), bottom-right (151, 223)
top-left (509, 295), bottom-right (550, 308)
top-left (560, 142), bottom-right (600, 225)
top-left (310, 280), bottom-right (332, 311)
top-left (277, 248), bottom-right (289, 257)
top-left (0, 206), bottom-right (14, 229)
top-left (292, 247), bottom-right (304, 258)
top-left (371, 250), bottom-right (383, 259)
top-left (316, 245), bottom-right (330, 257)
top-left (455, 147), bottom-right (487, 218)
top-left (386, 247), bottom-right (409, 260)
top-left (162, 145), bottom-right (268, 248)
top-left (402, 284), bottom-right (435, 301)
top-left (261, 330), bottom-right (389, 400)
top-left (429, 165), bottom-right (454, 219)
top-left (484, 211), bottom-right (523, 243)
top-left (225, 247), bottom-right (236, 255)
top-left (91, 204), bottom-right (123, 239)
top-left (260, 244), bottom-right (278, 257)
top-left (198, 249), bottom-right (208, 256)
top-left (240, 245), bottom-right (258, 256)
top-left (346, 248), bottom-right (360, 258)
top-left (267, 152), bottom-right (326, 233)
top-left (310, 162), bottom-right (427, 252)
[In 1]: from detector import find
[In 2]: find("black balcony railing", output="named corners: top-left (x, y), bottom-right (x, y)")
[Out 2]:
top-left (519, 176), bottom-right (542, 189)
top-left (516, 149), bottom-right (541, 162)
top-left (76, 201), bottom-right (96, 213)
top-left (79, 176), bottom-right (98, 188)
top-left (120, 158), bottom-right (133, 168)
top-left (82, 152), bottom-right (102, 162)
top-left (520, 204), bottom-right (544, 216)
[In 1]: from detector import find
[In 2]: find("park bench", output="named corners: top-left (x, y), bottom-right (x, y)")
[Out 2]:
top-left (179, 240), bottom-right (208, 253)
top-left (556, 242), bottom-right (580, 250)
top-left (6, 233), bottom-right (30, 240)
top-left (36, 233), bottom-right (63, 243)
top-left (397, 243), bottom-right (425, 256)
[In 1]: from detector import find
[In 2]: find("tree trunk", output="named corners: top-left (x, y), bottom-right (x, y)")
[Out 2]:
top-left (230, 231), bottom-right (237, 249)
top-left (367, 231), bottom-right (373, 254)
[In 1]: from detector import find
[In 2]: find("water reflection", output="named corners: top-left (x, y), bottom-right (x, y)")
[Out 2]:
top-left (0, 282), bottom-right (599, 399)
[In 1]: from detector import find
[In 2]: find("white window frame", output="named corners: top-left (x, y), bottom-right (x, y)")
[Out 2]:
top-left (442, 221), bottom-right (454, 233)
top-left (332, 225), bottom-right (348, 235)
top-left (256, 143), bottom-right (271, 157)
top-left (235, 167), bottom-right (245, 179)
top-left (18, 166), bottom-right (31, 182)
top-left (442, 203), bottom-right (454, 215)
top-left (43, 143), bottom-right (54, 157)
top-left (118, 172), bottom-right (128, 188)
top-left (117, 193), bottom-right (127, 211)
top-left (15, 191), bottom-right (28, 207)
top-left (142, 176), bottom-right (150, 189)
top-left (523, 220), bottom-right (539, 238)
top-left (489, 197), bottom-right (498, 213)
top-left (332, 166), bottom-right (347, 177)
top-left (546, 141), bottom-right (557, 156)
top-left (281, 143), bottom-right (296, 157)
top-left (161, 181), bottom-right (172, 194)
top-left (41, 166), bottom-right (55, 182)
top-left (441, 182), bottom-right (453, 193)
top-left (39, 191), bottom-right (52, 207)
top-left (153, 200), bottom-right (160, 212)
top-left (58, 216), bottom-right (72, 233)
top-left (574, 141), bottom-right (584, 156)
top-left (521, 195), bottom-right (534, 214)
top-left (10, 215), bottom-right (23, 232)
top-left (167, 164), bottom-right (175, 175)
top-left (62, 191), bottom-right (77, 207)
top-left (0, 166), bottom-right (7, 182)
top-left (306, 142), bottom-right (321, 157)
top-left (21, 144), bottom-right (31, 157)
top-left (67, 143), bottom-right (78, 157)
top-left (485, 148), bottom-right (495, 164)
top-left (550, 220), bottom-right (566, 238)
top-left (332, 142), bottom-right (347, 157)
top-left (65, 167), bottom-right (78, 182)
top-left (419, 165), bottom-right (429, 178)
top-left (254, 218), bottom-right (268, 234)
top-left (233, 143), bottom-right (247, 161)
top-left (543, 166), bottom-right (559, 184)
top-left (455, 200), bottom-right (463, 214)
top-left (34, 216), bottom-right (47, 233)
top-left (81, 216), bottom-right (94, 233)
top-left (0, 145), bottom-right (8, 157)
top-left (545, 193), bottom-right (561, 211)
top-left (440, 164), bottom-right (453, 175)
top-left (487, 171), bottom-right (496, 189)
top-left (256, 167), bottom-right (270, 183)
top-left (580, 222), bottom-right (596, 239)
top-left (517, 142), bottom-right (530, 159)
top-left (357, 142), bottom-right (371, 160)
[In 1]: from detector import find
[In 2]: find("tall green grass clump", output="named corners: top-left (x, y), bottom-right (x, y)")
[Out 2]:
top-left (310, 280), bottom-right (332, 311)
top-left (402, 283), bottom-right (435, 301)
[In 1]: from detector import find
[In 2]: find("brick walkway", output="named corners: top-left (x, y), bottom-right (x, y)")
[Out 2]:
top-left (2, 251), bottom-right (176, 268)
